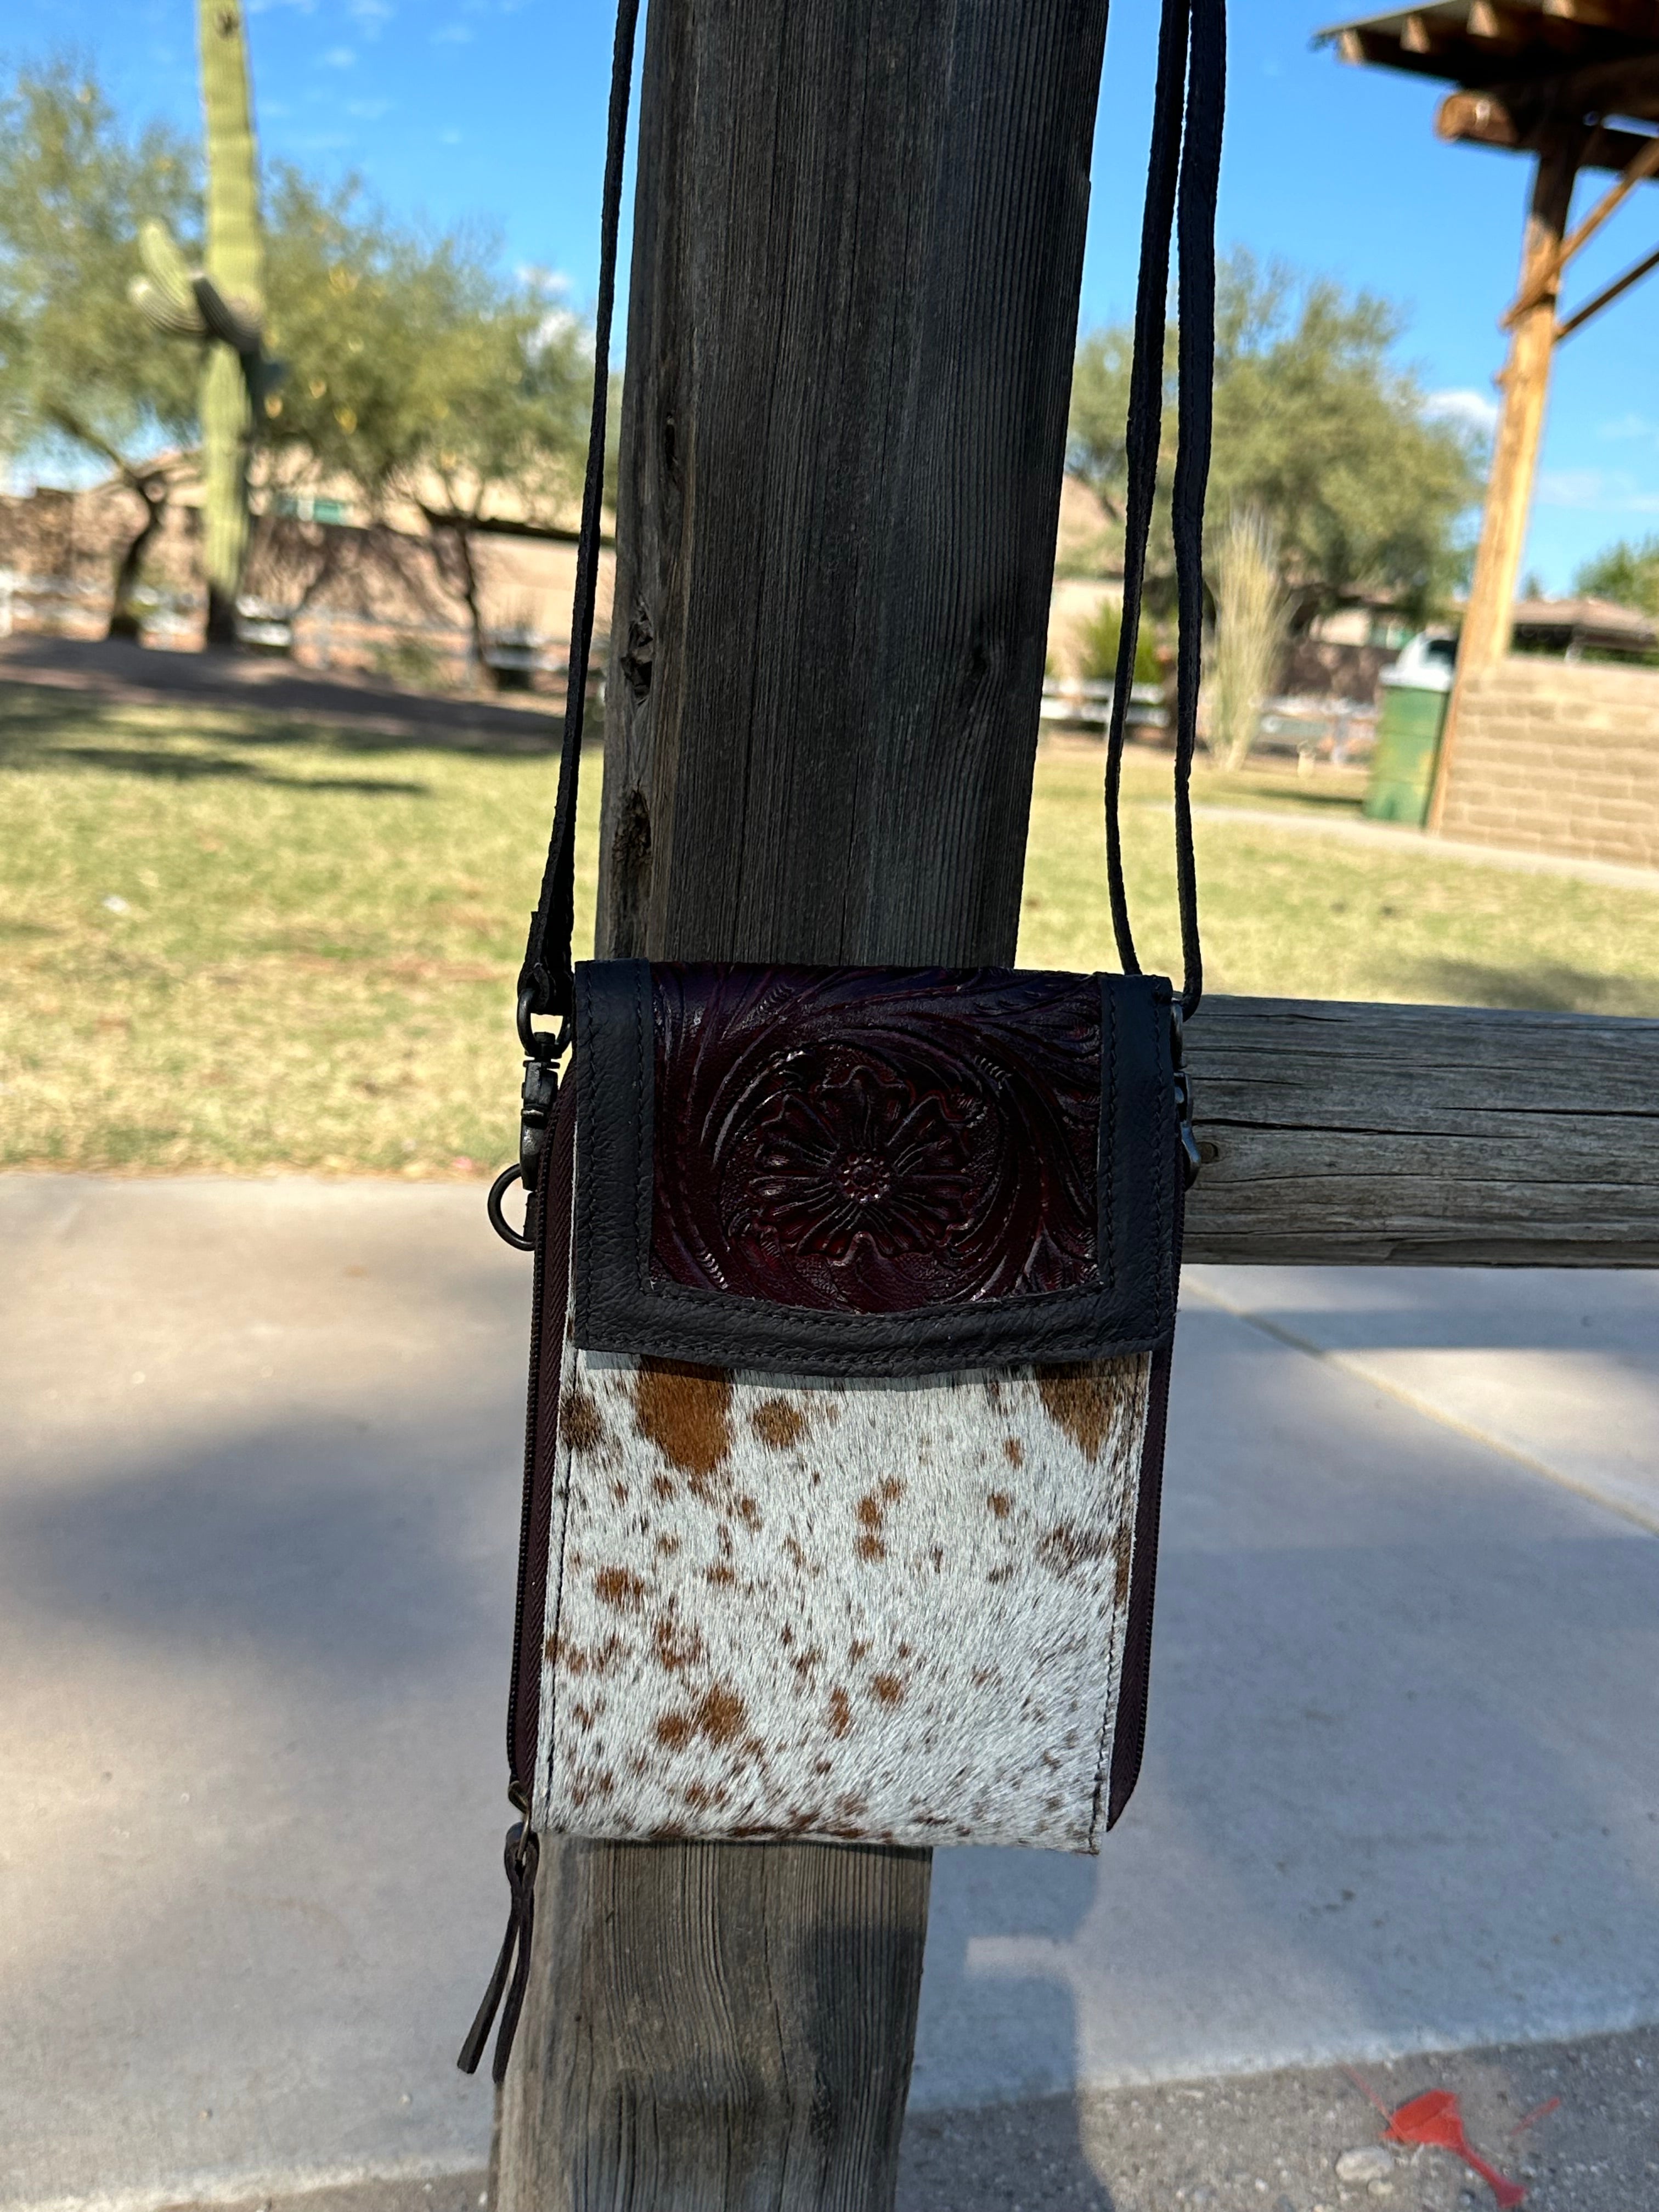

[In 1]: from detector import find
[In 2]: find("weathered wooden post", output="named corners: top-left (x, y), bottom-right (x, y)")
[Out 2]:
top-left (494, 0), bottom-right (1116, 2203)
top-left (489, 8), bottom-right (1659, 2207)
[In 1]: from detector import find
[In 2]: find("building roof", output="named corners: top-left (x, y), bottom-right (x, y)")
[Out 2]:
top-left (1510, 592), bottom-right (1658, 651)
top-left (1316, 3), bottom-right (1659, 122)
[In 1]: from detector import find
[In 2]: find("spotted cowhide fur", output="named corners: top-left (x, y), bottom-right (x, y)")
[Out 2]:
top-left (534, 1299), bottom-right (1154, 1851)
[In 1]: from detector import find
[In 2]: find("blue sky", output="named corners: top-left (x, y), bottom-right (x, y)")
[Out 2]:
top-left (24, 0), bottom-right (1659, 587)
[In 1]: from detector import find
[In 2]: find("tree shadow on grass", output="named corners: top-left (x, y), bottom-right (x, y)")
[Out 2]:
top-left (1395, 954), bottom-right (1659, 1020)
top-left (0, 669), bottom-right (594, 788)
top-left (41, 741), bottom-right (432, 797)
top-left (0, 639), bottom-right (571, 759)
top-left (0, 684), bottom-right (438, 792)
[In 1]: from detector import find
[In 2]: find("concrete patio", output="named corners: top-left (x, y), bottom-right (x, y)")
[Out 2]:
top-left (1, 1175), bottom-right (1655, 2210)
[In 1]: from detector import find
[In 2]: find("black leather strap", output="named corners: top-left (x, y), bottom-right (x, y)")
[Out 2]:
top-left (1105, 0), bottom-right (1225, 1019)
top-left (516, 0), bottom-right (642, 1046)
top-left (517, 0), bottom-right (1223, 1042)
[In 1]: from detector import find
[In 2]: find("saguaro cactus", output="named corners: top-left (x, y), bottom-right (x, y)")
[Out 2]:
top-left (131, 1), bottom-right (271, 646)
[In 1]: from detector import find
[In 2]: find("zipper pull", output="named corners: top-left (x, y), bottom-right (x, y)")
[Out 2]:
top-left (457, 1820), bottom-right (540, 2084)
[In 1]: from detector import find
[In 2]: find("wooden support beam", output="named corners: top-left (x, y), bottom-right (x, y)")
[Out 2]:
top-left (1537, 48), bottom-right (1659, 122)
top-left (1427, 130), bottom-right (1582, 830)
top-left (1183, 997), bottom-right (1659, 1268)
top-left (494, 0), bottom-right (1111, 2205)
top-left (1504, 127), bottom-right (1659, 322)
top-left (1558, 235), bottom-right (1659, 335)
top-left (1437, 89), bottom-right (1657, 176)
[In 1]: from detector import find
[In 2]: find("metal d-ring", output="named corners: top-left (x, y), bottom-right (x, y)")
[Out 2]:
top-left (487, 1163), bottom-right (535, 1252)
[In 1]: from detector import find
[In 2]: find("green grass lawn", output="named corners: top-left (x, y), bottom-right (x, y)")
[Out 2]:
top-left (4, 681), bottom-right (1657, 1177)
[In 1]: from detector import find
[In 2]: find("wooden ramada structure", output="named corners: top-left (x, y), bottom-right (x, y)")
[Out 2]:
top-left (1318, 2), bottom-right (1659, 865)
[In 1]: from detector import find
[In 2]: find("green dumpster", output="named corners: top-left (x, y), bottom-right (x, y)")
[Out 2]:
top-left (1364, 635), bottom-right (1456, 826)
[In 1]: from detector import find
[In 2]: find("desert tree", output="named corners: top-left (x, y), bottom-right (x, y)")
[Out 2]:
top-left (0, 59), bottom-right (200, 636)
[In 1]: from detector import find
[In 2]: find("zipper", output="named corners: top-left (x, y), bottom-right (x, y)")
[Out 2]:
top-left (1104, 1328), bottom-right (1176, 1829)
top-left (505, 1161), bottom-right (551, 1812)
top-left (459, 1073), bottom-right (578, 2079)
top-left (506, 1071), bottom-right (579, 1805)
top-left (1105, 1060), bottom-right (1190, 1831)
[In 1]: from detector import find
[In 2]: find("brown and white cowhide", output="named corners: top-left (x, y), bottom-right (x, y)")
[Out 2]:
top-left (535, 1317), bottom-right (1153, 1851)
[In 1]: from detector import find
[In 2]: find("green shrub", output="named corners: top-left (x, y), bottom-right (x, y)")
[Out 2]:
top-left (1077, 599), bottom-right (1162, 685)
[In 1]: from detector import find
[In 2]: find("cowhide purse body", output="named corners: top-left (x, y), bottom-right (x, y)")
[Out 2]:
top-left (462, 0), bottom-right (1223, 2083)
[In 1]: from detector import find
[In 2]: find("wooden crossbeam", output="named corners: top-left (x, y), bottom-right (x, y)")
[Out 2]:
top-left (1333, 35), bottom-right (1659, 127)
top-left (1505, 125), bottom-right (1659, 320)
top-left (1328, 1), bottom-right (1645, 70)
top-left (1539, 2), bottom-right (1651, 30)
top-left (1437, 88), bottom-right (1658, 171)
top-left (1541, 48), bottom-right (1659, 118)
top-left (1184, 997), bottom-right (1659, 1267)
top-left (1558, 233), bottom-right (1659, 331)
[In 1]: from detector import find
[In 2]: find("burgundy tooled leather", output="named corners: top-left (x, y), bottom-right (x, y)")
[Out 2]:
top-left (650, 965), bottom-right (1101, 1313)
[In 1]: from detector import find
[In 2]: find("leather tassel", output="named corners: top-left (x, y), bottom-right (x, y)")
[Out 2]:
top-left (457, 1822), bottom-right (540, 2083)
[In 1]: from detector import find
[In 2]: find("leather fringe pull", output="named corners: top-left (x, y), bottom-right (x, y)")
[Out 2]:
top-left (457, 1821), bottom-right (540, 2084)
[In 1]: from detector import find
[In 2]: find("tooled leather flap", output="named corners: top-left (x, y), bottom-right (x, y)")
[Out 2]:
top-left (573, 961), bottom-right (1178, 1377)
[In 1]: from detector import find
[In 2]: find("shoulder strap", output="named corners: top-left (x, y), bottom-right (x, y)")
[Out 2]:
top-left (516, 0), bottom-right (642, 1057)
top-left (1105, 0), bottom-right (1224, 1020)
top-left (515, 0), bottom-right (1223, 1057)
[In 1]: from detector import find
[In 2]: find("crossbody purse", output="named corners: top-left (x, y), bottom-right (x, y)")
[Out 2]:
top-left (462, 0), bottom-right (1225, 2084)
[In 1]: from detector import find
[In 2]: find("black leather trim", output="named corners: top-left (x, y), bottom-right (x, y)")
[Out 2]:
top-left (574, 960), bottom-right (1178, 1377)
top-left (1102, 1154), bottom-right (1187, 1833)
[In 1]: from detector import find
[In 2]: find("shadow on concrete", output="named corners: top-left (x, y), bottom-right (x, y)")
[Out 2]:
top-left (5, 1197), bottom-right (1658, 2204)
top-left (900, 2091), bottom-right (1119, 2209)
top-left (1, 1417), bottom-right (496, 1691)
top-left (1191, 1266), bottom-right (1659, 1357)
top-left (915, 1301), bottom-right (1659, 2117)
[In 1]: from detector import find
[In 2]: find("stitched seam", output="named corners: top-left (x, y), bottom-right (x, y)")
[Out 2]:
top-left (1086, 1350), bottom-right (1151, 1850)
top-left (574, 972), bottom-right (596, 1334)
top-left (1103, 975), bottom-right (1117, 1297)
top-left (573, 1320), bottom-right (1174, 1377)
top-left (634, 961), bottom-right (650, 1295)
top-left (540, 1182), bottom-right (581, 1823)
top-left (1152, 984), bottom-right (1172, 1337)
top-left (620, 1273), bottom-right (1122, 1321)
top-left (582, 1299), bottom-right (1171, 1346)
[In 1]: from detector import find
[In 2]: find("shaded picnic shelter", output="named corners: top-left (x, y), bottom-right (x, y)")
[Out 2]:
top-left (1317, 2), bottom-right (1659, 840)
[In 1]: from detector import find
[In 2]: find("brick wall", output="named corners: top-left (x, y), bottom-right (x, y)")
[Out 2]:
top-left (1440, 656), bottom-right (1659, 870)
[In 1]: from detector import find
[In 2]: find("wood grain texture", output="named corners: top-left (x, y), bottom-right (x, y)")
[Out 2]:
top-left (1183, 996), bottom-right (1659, 1266)
top-left (499, 0), bottom-right (1113, 2205)
top-left (596, 0), bottom-right (1111, 972)
top-left (498, 1839), bottom-right (929, 2212)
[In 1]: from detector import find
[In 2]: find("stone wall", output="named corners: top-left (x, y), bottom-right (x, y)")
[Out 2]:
top-left (1440, 655), bottom-right (1659, 870)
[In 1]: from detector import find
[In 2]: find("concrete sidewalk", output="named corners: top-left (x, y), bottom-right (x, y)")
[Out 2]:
top-left (2, 1177), bottom-right (1655, 2210)
top-left (1176, 800), bottom-right (1659, 896)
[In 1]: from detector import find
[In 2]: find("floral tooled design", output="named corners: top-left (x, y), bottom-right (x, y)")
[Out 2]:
top-left (650, 966), bottom-right (1101, 1314)
top-left (744, 1065), bottom-right (979, 1265)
